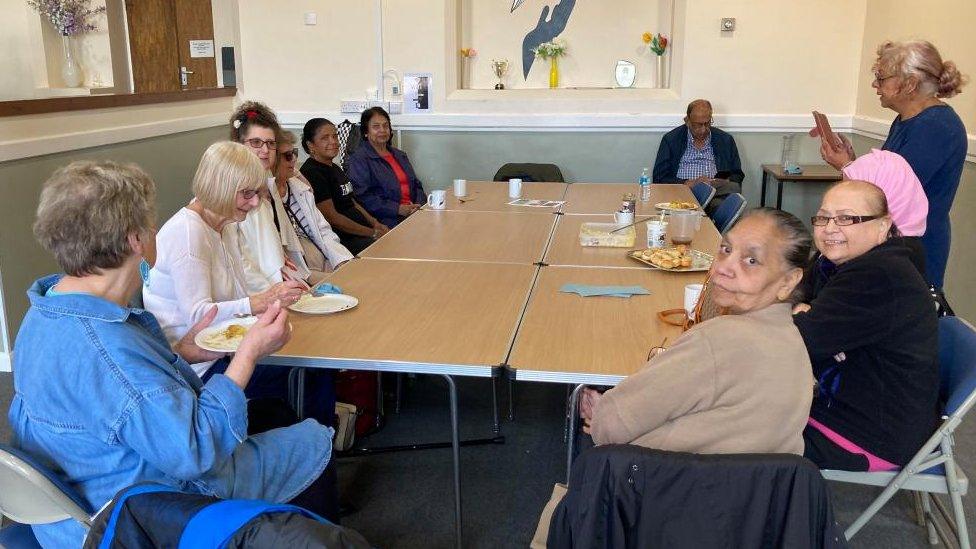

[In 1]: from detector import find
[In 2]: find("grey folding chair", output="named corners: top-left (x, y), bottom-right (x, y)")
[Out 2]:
top-left (0, 444), bottom-right (92, 533)
top-left (821, 316), bottom-right (976, 548)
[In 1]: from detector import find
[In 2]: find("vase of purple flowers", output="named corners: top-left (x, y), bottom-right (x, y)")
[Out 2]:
top-left (27, 0), bottom-right (106, 87)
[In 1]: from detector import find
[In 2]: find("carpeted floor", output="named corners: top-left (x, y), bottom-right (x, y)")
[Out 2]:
top-left (1, 371), bottom-right (972, 548)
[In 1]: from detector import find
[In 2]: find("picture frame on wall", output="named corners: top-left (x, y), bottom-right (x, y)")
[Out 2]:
top-left (404, 72), bottom-right (433, 113)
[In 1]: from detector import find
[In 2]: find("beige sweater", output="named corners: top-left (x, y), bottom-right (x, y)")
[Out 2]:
top-left (591, 302), bottom-right (813, 455)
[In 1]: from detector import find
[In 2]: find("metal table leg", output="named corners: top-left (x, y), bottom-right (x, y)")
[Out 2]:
top-left (776, 179), bottom-right (785, 210)
top-left (507, 377), bottom-right (515, 421)
top-left (440, 374), bottom-right (463, 549)
top-left (296, 367), bottom-right (306, 420)
top-left (491, 376), bottom-right (500, 434)
top-left (394, 373), bottom-right (403, 414)
top-left (566, 384), bottom-right (585, 484)
top-left (760, 170), bottom-right (769, 207)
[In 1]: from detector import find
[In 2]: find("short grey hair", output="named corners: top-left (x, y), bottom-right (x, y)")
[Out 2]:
top-left (34, 160), bottom-right (157, 276)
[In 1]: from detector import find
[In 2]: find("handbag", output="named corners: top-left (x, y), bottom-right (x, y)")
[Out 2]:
top-left (657, 275), bottom-right (728, 331)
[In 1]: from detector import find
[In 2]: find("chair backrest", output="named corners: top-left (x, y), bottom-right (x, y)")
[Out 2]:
top-left (711, 193), bottom-right (747, 234)
top-left (0, 444), bottom-right (91, 526)
top-left (335, 120), bottom-right (361, 169)
top-left (492, 163), bottom-right (565, 183)
top-left (691, 182), bottom-right (717, 209)
top-left (938, 316), bottom-right (976, 418)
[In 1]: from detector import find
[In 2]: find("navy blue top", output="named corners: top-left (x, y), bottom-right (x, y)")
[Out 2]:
top-left (882, 104), bottom-right (967, 289)
top-left (652, 125), bottom-right (745, 185)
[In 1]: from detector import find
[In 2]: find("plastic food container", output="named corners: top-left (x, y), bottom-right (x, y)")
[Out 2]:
top-left (578, 222), bottom-right (636, 247)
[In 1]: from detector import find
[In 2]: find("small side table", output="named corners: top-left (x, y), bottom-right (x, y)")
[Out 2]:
top-left (760, 164), bottom-right (842, 209)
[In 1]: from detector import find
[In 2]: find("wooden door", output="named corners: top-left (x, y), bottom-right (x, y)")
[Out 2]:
top-left (125, 0), bottom-right (180, 92)
top-left (173, 0), bottom-right (217, 89)
top-left (125, 0), bottom-right (217, 93)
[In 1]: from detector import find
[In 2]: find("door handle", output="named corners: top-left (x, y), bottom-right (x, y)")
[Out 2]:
top-left (180, 66), bottom-right (195, 86)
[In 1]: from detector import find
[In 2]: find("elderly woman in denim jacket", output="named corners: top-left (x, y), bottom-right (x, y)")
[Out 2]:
top-left (346, 106), bottom-right (427, 227)
top-left (8, 161), bottom-right (334, 548)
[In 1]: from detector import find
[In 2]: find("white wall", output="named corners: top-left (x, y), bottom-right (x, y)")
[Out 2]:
top-left (237, 0), bottom-right (867, 120)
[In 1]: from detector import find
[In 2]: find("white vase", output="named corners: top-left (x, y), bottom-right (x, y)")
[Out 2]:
top-left (655, 54), bottom-right (668, 89)
top-left (61, 35), bottom-right (82, 87)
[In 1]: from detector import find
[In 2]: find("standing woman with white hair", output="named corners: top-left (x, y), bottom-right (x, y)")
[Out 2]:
top-left (819, 40), bottom-right (968, 300)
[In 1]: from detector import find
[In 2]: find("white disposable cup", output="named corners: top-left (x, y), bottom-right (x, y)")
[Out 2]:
top-left (427, 189), bottom-right (447, 210)
top-left (453, 178), bottom-right (467, 197)
top-left (684, 283), bottom-right (704, 319)
top-left (508, 178), bottom-right (523, 199)
top-left (646, 220), bottom-right (668, 248)
top-left (613, 211), bottom-right (634, 226)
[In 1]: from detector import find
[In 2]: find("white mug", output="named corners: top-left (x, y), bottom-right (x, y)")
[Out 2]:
top-left (427, 189), bottom-right (447, 210)
top-left (508, 178), bottom-right (523, 199)
top-left (613, 210), bottom-right (634, 226)
top-left (453, 178), bottom-right (467, 197)
top-left (684, 283), bottom-right (704, 319)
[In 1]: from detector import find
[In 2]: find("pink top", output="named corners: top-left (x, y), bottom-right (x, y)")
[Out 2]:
top-left (842, 149), bottom-right (928, 237)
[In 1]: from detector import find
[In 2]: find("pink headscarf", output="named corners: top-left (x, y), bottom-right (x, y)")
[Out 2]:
top-left (842, 149), bottom-right (927, 236)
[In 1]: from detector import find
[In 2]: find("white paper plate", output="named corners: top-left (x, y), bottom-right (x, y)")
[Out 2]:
top-left (289, 293), bottom-right (359, 314)
top-left (194, 316), bottom-right (258, 353)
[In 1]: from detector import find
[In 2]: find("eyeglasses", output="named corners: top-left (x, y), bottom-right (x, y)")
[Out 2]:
top-left (281, 148), bottom-right (299, 162)
top-left (872, 72), bottom-right (897, 84)
top-left (239, 189), bottom-right (259, 200)
top-left (811, 214), bottom-right (881, 227)
top-left (243, 138), bottom-right (277, 150)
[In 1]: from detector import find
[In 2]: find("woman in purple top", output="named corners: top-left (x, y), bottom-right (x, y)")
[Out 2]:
top-left (820, 40), bottom-right (968, 294)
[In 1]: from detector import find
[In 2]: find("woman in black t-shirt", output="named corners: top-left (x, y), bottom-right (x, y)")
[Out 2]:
top-left (299, 118), bottom-right (389, 255)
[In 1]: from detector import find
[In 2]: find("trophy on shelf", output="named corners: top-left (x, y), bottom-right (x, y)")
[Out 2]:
top-left (491, 58), bottom-right (510, 90)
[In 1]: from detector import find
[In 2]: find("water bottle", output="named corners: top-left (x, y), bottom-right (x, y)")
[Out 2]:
top-left (781, 134), bottom-right (797, 171)
top-left (638, 167), bottom-right (651, 203)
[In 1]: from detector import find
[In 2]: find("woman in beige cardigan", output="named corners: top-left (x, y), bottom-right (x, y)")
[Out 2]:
top-left (582, 208), bottom-right (816, 455)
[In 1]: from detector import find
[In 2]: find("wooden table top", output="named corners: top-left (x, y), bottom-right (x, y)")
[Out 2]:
top-left (544, 214), bottom-right (723, 269)
top-left (507, 265), bottom-right (708, 384)
top-left (359, 209), bottom-right (556, 264)
top-left (561, 183), bottom-right (699, 215)
top-left (438, 181), bottom-right (568, 213)
top-left (269, 259), bottom-right (538, 375)
top-left (761, 164), bottom-right (843, 181)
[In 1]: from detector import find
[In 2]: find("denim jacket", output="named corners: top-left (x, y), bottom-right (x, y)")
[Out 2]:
top-left (346, 142), bottom-right (427, 228)
top-left (8, 275), bottom-right (333, 548)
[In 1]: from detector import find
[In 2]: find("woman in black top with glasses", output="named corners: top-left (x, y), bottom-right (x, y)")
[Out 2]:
top-left (792, 180), bottom-right (938, 472)
top-left (299, 118), bottom-right (389, 255)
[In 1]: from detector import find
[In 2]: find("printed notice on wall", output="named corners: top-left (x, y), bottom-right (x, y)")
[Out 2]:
top-left (189, 40), bottom-right (215, 58)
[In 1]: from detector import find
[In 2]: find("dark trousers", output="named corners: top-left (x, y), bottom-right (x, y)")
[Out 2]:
top-left (338, 233), bottom-right (375, 256)
top-left (802, 424), bottom-right (870, 472)
top-left (203, 360), bottom-right (336, 428)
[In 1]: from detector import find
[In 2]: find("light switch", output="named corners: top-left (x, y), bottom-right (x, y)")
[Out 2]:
top-left (304, 12), bottom-right (317, 25)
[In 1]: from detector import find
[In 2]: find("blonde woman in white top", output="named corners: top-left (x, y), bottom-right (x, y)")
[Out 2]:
top-left (143, 141), bottom-right (304, 378)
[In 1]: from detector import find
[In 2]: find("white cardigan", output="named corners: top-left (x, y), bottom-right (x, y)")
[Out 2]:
top-left (279, 173), bottom-right (354, 269)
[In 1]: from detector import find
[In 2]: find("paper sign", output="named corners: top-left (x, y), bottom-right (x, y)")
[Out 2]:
top-left (189, 40), bottom-right (215, 58)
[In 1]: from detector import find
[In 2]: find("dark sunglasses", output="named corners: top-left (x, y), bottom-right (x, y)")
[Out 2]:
top-left (281, 148), bottom-right (299, 162)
